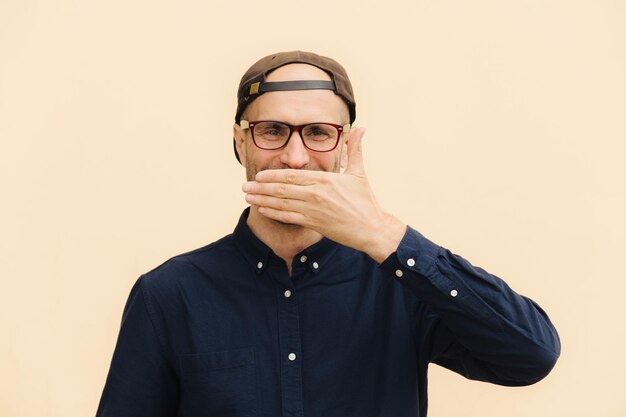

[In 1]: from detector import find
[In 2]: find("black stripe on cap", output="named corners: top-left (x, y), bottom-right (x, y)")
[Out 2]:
top-left (257, 80), bottom-right (336, 93)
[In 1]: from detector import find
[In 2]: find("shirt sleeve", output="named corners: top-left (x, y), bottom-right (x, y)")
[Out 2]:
top-left (379, 226), bottom-right (561, 386)
top-left (96, 276), bottom-right (179, 416)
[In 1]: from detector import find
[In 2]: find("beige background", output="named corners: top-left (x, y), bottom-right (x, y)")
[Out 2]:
top-left (1, 0), bottom-right (624, 416)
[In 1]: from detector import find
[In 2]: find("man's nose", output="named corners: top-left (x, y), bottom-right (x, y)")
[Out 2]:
top-left (279, 130), bottom-right (310, 169)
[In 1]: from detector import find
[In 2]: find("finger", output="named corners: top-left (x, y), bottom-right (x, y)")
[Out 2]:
top-left (345, 127), bottom-right (366, 175)
top-left (255, 169), bottom-right (323, 185)
top-left (242, 181), bottom-right (309, 201)
top-left (257, 206), bottom-right (308, 226)
top-left (245, 193), bottom-right (308, 213)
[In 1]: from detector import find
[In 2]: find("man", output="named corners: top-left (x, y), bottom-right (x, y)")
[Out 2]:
top-left (96, 51), bottom-right (560, 417)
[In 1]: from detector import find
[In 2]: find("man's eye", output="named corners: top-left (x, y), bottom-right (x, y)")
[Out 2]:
top-left (304, 125), bottom-right (333, 140)
top-left (258, 124), bottom-right (287, 137)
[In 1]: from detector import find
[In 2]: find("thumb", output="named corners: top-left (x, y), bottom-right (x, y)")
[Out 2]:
top-left (345, 127), bottom-right (366, 175)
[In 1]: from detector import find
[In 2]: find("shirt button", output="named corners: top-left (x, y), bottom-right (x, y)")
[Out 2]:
top-left (257, 261), bottom-right (263, 269)
top-left (284, 290), bottom-right (292, 298)
top-left (407, 258), bottom-right (416, 267)
top-left (300, 255), bottom-right (307, 263)
top-left (450, 289), bottom-right (458, 297)
top-left (395, 269), bottom-right (403, 278)
top-left (288, 353), bottom-right (296, 361)
top-left (312, 261), bottom-right (319, 269)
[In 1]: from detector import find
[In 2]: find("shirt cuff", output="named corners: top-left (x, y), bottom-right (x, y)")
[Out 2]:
top-left (378, 226), bottom-right (466, 308)
top-left (379, 225), bottom-right (441, 278)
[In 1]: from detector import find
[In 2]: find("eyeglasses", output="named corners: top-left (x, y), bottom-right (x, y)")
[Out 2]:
top-left (240, 120), bottom-right (351, 152)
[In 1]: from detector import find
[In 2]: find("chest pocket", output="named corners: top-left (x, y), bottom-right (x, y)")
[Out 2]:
top-left (178, 347), bottom-right (257, 417)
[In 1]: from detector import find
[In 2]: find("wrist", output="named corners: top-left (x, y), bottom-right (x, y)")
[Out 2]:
top-left (366, 213), bottom-right (406, 264)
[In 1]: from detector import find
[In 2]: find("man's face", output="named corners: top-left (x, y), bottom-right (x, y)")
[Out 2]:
top-left (233, 64), bottom-right (351, 181)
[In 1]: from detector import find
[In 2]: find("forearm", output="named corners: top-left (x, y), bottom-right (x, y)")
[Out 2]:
top-left (380, 226), bottom-right (561, 384)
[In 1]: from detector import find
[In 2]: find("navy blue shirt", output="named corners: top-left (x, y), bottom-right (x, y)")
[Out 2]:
top-left (96, 208), bottom-right (560, 417)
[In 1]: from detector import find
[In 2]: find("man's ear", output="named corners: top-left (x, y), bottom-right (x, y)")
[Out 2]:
top-left (233, 123), bottom-right (246, 165)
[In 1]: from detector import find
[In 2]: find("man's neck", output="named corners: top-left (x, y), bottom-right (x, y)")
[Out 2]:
top-left (246, 206), bottom-right (323, 275)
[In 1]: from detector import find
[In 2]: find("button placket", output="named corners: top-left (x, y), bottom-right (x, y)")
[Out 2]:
top-left (277, 280), bottom-right (304, 416)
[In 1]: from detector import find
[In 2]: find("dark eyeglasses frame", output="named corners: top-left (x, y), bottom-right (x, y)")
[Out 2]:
top-left (239, 120), bottom-right (351, 152)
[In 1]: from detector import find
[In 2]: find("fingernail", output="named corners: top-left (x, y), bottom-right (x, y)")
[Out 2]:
top-left (242, 181), bottom-right (253, 192)
top-left (245, 194), bottom-right (255, 202)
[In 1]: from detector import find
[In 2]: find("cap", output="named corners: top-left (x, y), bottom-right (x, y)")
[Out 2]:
top-left (233, 51), bottom-right (356, 163)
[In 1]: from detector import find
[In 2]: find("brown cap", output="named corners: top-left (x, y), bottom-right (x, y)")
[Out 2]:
top-left (233, 51), bottom-right (356, 163)
top-left (235, 50), bottom-right (356, 124)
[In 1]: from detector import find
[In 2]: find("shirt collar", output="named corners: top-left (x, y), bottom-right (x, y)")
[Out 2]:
top-left (233, 207), bottom-right (273, 274)
top-left (232, 207), bottom-right (340, 275)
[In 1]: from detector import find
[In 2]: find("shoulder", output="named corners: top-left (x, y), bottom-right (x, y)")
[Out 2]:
top-left (139, 233), bottom-right (237, 295)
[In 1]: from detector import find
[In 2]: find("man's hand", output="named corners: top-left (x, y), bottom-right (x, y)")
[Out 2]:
top-left (242, 127), bottom-right (406, 263)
